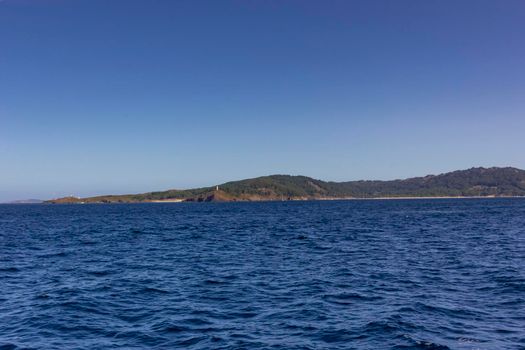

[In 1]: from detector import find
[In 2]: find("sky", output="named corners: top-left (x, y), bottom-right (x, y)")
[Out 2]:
top-left (1, 0), bottom-right (524, 201)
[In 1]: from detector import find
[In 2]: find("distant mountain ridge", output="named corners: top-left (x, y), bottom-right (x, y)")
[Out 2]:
top-left (6, 199), bottom-right (44, 204)
top-left (46, 167), bottom-right (525, 203)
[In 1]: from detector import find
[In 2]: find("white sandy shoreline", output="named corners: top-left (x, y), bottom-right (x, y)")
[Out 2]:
top-left (144, 196), bottom-right (525, 203)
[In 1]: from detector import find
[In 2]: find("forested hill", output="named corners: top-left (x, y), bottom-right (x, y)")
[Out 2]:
top-left (46, 167), bottom-right (525, 203)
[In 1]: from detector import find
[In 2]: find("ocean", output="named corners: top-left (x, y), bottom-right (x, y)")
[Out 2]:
top-left (1, 199), bottom-right (524, 349)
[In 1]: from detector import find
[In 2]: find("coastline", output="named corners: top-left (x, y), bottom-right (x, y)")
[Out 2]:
top-left (42, 168), bottom-right (525, 204)
top-left (316, 195), bottom-right (524, 200)
top-left (40, 195), bottom-right (525, 205)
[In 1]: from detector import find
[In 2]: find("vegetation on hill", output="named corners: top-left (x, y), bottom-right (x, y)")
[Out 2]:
top-left (45, 167), bottom-right (525, 203)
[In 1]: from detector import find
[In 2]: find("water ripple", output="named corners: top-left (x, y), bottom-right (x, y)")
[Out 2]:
top-left (1, 199), bottom-right (524, 349)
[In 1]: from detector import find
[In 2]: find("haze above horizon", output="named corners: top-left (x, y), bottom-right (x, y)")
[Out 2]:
top-left (1, 0), bottom-right (524, 202)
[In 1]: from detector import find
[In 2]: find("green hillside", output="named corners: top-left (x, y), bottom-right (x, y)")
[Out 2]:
top-left (46, 167), bottom-right (525, 203)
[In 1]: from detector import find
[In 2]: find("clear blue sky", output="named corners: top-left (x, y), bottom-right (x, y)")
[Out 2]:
top-left (1, 0), bottom-right (524, 201)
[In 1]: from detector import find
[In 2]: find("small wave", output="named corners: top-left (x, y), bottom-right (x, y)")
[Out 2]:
top-left (364, 320), bottom-right (402, 334)
top-left (160, 325), bottom-right (190, 333)
top-left (85, 269), bottom-right (112, 276)
top-left (394, 334), bottom-right (451, 349)
top-left (140, 286), bottom-right (169, 294)
top-left (0, 267), bottom-right (20, 273)
top-left (203, 279), bottom-right (228, 285)
top-left (323, 292), bottom-right (382, 304)
top-left (38, 251), bottom-right (68, 258)
top-left (181, 317), bottom-right (213, 326)
top-left (226, 311), bottom-right (258, 319)
top-left (173, 335), bottom-right (207, 347)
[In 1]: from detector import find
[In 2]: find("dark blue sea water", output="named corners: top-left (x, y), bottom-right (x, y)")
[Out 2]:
top-left (1, 199), bottom-right (524, 349)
